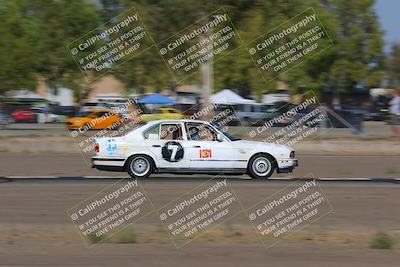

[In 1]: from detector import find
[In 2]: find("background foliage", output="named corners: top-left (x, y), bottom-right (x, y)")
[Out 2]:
top-left (0, 0), bottom-right (391, 98)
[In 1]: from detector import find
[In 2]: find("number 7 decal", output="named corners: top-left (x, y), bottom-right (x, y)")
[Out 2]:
top-left (161, 141), bottom-right (184, 162)
top-left (168, 144), bottom-right (179, 161)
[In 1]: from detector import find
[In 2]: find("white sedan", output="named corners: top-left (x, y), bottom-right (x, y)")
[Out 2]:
top-left (92, 119), bottom-right (298, 179)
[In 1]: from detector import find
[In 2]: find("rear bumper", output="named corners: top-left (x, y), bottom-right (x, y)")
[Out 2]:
top-left (91, 157), bottom-right (126, 172)
top-left (277, 159), bottom-right (298, 173)
top-left (93, 165), bottom-right (125, 172)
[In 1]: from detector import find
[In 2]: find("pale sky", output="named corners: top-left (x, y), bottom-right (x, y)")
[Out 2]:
top-left (375, 0), bottom-right (400, 54)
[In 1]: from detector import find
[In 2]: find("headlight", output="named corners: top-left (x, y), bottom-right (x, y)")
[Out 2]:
top-left (290, 151), bottom-right (295, 158)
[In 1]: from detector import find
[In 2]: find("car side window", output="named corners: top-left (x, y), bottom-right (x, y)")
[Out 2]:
top-left (143, 124), bottom-right (160, 139)
top-left (185, 123), bottom-right (217, 141)
top-left (91, 112), bottom-right (107, 118)
top-left (160, 124), bottom-right (183, 140)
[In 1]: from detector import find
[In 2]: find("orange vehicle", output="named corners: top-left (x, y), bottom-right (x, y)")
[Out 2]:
top-left (66, 110), bottom-right (123, 130)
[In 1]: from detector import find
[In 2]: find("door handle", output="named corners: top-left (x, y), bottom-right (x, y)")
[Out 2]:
top-left (193, 145), bottom-right (201, 148)
top-left (152, 145), bottom-right (161, 147)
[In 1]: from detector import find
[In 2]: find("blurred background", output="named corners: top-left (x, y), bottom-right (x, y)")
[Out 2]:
top-left (0, 0), bottom-right (398, 124)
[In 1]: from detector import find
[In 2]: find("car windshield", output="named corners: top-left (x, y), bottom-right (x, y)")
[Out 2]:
top-left (77, 111), bottom-right (92, 117)
top-left (211, 123), bottom-right (241, 141)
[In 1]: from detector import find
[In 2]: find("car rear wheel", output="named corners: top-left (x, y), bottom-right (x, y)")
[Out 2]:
top-left (127, 155), bottom-right (154, 178)
top-left (248, 153), bottom-right (276, 179)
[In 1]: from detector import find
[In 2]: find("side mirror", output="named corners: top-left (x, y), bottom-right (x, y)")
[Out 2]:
top-left (216, 133), bottom-right (224, 142)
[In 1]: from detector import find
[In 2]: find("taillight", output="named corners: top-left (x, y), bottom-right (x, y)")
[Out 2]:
top-left (95, 143), bottom-right (99, 153)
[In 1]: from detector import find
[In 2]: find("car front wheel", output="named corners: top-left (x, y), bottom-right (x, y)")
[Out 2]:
top-left (248, 153), bottom-right (276, 179)
top-left (127, 155), bottom-right (154, 178)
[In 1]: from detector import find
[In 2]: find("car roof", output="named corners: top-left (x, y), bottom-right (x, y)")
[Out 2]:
top-left (146, 119), bottom-right (211, 125)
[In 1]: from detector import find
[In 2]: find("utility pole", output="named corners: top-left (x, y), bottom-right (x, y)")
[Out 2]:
top-left (200, 16), bottom-right (215, 121)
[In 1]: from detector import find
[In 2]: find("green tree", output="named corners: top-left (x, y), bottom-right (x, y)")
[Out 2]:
top-left (327, 0), bottom-right (384, 94)
top-left (35, 0), bottom-right (101, 100)
top-left (215, 0), bottom-right (315, 97)
top-left (0, 0), bottom-right (40, 94)
top-left (112, 0), bottom-right (210, 93)
top-left (0, 0), bottom-right (387, 99)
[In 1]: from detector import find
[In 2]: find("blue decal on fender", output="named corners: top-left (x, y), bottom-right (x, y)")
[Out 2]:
top-left (106, 139), bottom-right (117, 155)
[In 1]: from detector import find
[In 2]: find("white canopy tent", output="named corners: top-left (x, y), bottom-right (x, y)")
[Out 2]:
top-left (210, 89), bottom-right (255, 105)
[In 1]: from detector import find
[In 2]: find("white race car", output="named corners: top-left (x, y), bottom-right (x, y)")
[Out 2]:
top-left (92, 119), bottom-right (298, 179)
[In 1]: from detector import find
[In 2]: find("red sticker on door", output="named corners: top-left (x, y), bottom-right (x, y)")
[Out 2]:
top-left (199, 149), bottom-right (212, 159)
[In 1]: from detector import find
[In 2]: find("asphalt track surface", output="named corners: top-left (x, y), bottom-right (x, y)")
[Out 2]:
top-left (1, 152), bottom-right (400, 178)
top-left (0, 179), bottom-right (399, 266)
top-left (1, 176), bottom-right (400, 183)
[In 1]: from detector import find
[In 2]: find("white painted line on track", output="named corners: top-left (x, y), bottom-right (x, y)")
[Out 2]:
top-left (2, 176), bottom-right (399, 181)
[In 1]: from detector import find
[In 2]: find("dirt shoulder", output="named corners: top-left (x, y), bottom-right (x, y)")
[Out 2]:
top-left (0, 182), bottom-right (399, 266)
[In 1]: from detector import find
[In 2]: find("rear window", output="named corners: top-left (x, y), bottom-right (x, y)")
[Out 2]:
top-left (143, 124), bottom-right (160, 139)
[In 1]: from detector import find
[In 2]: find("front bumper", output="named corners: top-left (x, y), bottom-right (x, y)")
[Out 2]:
top-left (277, 159), bottom-right (298, 173)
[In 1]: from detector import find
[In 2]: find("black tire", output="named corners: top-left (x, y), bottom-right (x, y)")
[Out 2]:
top-left (126, 155), bottom-right (154, 178)
top-left (247, 153), bottom-right (276, 179)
